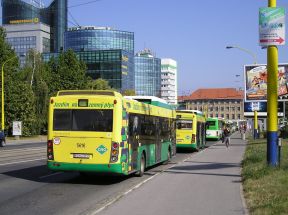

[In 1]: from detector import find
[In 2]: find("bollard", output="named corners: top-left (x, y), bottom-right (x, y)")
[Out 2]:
top-left (241, 132), bottom-right (246, 140)
top-left (278, 138), bottom-right (282, 167)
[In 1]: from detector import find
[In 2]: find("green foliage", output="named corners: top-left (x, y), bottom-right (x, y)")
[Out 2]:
top-left (122, 89), bottom-right (136, 96)
top-left (46, 49), bottom-right (88, 96)
top-left (87, 78), bottom-right (112, 90)
top-left (5, 78), bottom-right (37, 136)
top-left (242, 139), bottom-right (288, 214)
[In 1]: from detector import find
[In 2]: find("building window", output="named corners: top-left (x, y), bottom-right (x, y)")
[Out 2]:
top-left (221, 107), bottom-right (224, 111)
top-left (226, 114), bottom-right (229, 119)
top-left (226, 107), bottom-right (229, 111)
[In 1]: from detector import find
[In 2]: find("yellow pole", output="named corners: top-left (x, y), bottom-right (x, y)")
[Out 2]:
top-left (1, 63), bottom-right (4, 131)
top-left (1, 56), bottom-right (17, 132)
top-left (254, 111), bottom-right (258, 139)
top-left (267, 0), bottom-right (278, 166)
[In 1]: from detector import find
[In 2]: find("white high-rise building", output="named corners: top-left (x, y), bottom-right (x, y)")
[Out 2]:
top-left (161, 58), bottom-right (177, 104)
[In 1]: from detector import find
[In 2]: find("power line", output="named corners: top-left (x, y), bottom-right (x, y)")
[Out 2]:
top-left (69, 0), bottom-right (103, 8)
top-left (68, 11), bottom-right (80, 27)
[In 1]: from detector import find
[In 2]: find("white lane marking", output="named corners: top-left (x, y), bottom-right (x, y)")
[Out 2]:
top-left (91, 173), bottom-right (160, 215)
top-left (0, 158), bottom-right (46, 166)
top-left (39, 172), bottom-right (63, 179)
top-left (91, 143), bottom-right (218, 214)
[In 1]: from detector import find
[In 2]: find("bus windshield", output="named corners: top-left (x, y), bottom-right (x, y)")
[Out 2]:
top-left (53, 109), bottom-right (113, 132)
top-left (176, 120), bottom-right (193, 130)
top-left (207, 121), bottom-right (216, 129)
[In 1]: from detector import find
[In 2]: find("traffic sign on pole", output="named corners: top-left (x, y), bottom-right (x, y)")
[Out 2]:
top-left (259, 7), bottom-right (285, 46)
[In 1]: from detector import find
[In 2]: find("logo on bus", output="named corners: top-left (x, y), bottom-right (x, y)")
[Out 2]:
top-left (185, 135), bottom-right (191, 140)
top-left (96, 145), bottom-right (108, 155)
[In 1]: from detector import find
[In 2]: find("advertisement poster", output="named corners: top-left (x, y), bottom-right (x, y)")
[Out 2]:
top-left (244, 64), bottom-right (288, 101)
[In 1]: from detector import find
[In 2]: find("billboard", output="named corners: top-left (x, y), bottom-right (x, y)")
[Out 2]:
top-left (244, 101), bottom-right (284, 117)
top-left (244, 64), bottom-right (288, 101)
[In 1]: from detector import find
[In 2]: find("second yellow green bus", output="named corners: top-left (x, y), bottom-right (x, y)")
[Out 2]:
top-left (176, 110), bottom-right (206, 150)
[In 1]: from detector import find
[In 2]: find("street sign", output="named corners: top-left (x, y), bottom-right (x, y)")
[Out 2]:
top-left (259, 7), bottom-right (285, 46)
top-left (12, 121), bottom-right (22, 136)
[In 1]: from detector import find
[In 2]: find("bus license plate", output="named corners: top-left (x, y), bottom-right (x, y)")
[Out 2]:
top-left (73, 154), bottom-right (90, 159)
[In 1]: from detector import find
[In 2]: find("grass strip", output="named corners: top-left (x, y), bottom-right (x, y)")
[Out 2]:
top-left (242, 138), bottom-right (288, 215)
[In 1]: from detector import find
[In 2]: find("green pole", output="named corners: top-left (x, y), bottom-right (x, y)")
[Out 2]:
top-left (267, 0), bottom-right (279, 166)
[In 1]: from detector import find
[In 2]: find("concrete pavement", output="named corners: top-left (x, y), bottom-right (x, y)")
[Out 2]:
top-left (98, 132), bottom-right (248, 215)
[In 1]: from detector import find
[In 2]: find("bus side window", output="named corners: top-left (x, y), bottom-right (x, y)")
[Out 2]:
top-left (129, 115), bottom-right (140, 136)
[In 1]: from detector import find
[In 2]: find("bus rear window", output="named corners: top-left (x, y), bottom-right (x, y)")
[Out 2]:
top-left (176, 120), bottom-right (193, 130)
top-left (53, 109), bottom-right (113, 132)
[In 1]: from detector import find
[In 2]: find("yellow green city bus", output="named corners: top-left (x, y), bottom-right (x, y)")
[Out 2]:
top-left (205, 117), bottom-right (225, 140)
top-left (176, 110), bottom-right (206, 150)
top-left (47, 90), bottom-right (176, 176)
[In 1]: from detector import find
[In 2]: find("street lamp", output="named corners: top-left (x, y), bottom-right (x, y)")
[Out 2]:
top-left (226, 45), bottom-right (259, 139)
top-left (226, 45), bottom-right (258, 64)
top-left (1, 55), bottom-right (18, 133)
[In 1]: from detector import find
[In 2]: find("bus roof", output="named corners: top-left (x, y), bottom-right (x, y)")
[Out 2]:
top-left (56, 90), bottom-right (121, 97)
top-left (125, 96), bottom-right (173, 109)
top-left (176, 110), bottom-right (204, 116)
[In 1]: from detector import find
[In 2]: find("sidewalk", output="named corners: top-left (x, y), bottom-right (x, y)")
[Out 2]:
top-left (6, 135), bottom-right (47, 145)
top-left (99, 132), bottom-right (248, 215)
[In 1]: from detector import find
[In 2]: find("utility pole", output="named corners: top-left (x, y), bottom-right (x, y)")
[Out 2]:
top-left (267, 0), bottom-right (279, 166)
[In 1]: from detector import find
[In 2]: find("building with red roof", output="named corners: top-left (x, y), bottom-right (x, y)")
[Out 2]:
top-left (178, 88), bottom-right (244, 120)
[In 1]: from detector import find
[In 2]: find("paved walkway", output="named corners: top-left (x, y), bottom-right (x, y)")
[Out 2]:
top-left (6, 136), bottom-right (46, 145)
top-left (99, 132), bottom-right (248, 215)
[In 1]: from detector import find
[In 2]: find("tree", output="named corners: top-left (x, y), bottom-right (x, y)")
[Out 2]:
top-left (87, 78), bottom-right (112, 90)
top-left (46, 49), bottom-right (88, 96)
top-left (122, 89), bottom-right (136, 96)
top-left (0, 27), bottom-right (37, 135)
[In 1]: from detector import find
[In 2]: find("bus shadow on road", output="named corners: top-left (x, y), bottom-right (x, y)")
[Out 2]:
top-left (163, 161), bottom-right (242, 178)
top-left (2, 165), bottom-right (129, 185)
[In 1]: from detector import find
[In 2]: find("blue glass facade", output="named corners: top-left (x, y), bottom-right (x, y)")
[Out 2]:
top-left (1, 0), bottom-right (67, 52)
top-left (42, 50), bottom-right (135, 91)
top-left (135, 52), bottom-right (161, 97)
top-left (64, 27), bottom-right (134, 54)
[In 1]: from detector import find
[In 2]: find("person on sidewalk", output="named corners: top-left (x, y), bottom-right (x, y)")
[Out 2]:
top-left (222, 125), bottom-right (231, 148)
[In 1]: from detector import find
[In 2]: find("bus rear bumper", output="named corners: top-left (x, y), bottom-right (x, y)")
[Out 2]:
top-left (47, 161), bottom-right (127, 175)
top-left (176, 143), bottom-right (197, 149)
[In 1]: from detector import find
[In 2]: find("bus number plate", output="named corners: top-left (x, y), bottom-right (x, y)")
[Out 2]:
top-left (73, 154), bottom-right (90, 159)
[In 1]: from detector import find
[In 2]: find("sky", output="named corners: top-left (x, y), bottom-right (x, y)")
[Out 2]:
top-left (1, 0), bottom-right (288, 96)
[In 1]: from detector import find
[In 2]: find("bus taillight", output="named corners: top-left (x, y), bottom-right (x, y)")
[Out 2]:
top-left (47, 140), bottom-right (54, 160)
top-left (110, 142), bottom-right (119, 163)
top-left (191, 134), bottom-right (196, 143)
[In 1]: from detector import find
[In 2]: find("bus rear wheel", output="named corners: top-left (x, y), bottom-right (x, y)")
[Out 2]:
top-left (136, 153), bottom-right (146, 177)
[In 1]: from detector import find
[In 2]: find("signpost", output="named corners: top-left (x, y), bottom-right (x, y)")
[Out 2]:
top-left (12, 121), bottom-right (22, 139)
top-left (259, 7), bottom-right (285, 46)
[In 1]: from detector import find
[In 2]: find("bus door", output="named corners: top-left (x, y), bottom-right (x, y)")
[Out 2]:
top-left (196, 121), bottom-right (201, 148)
top-left (128, 114), bottom-right (140, 171)
top-left (155, 118), bottom-right (162, 163)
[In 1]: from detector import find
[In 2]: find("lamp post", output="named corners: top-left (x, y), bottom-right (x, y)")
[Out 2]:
top-left (226, 45), bottom-right (258, 64)
top-left (1, 55), bottom-right (18, 132)
top-left (226, 45), bottom-right (258, 139)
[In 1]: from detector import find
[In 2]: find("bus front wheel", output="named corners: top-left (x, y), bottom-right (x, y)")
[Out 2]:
top-left (136, 153), bottom-right (146, 177)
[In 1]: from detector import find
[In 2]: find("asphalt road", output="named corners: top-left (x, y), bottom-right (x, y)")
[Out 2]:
top-left (0, 140), bottom-right (216, 215)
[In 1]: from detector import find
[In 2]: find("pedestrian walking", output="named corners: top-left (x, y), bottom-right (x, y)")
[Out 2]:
top-left (222, 126), bottom-right (231, 148)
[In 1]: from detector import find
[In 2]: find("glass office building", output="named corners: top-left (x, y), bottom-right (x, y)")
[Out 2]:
top-left (2, 0), bottom-right (67, 52)
top-left (43, 50), bottom-right (135, 91)
top-left (135, 49), bottom-right (161, 97)
top-left (64, 26), bottom-right (134, 54)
